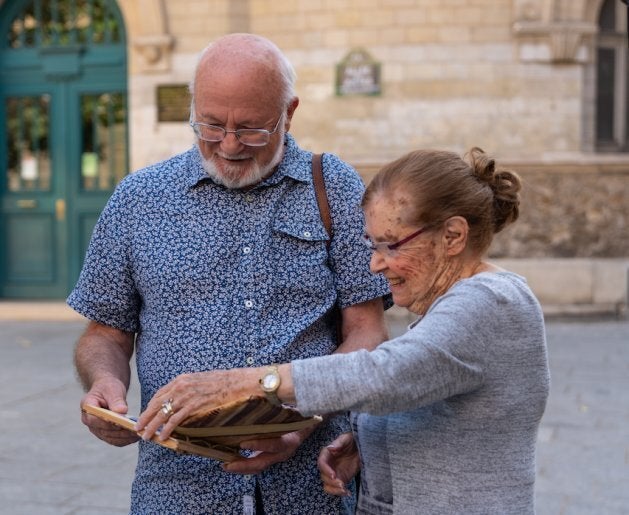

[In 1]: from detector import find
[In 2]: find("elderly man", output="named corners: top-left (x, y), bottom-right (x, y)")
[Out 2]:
top-left (70, 33), bottom-right (389, 514)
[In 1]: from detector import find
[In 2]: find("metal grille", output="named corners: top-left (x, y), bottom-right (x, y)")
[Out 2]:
top-left (7, 0), bottom-right (122, 48)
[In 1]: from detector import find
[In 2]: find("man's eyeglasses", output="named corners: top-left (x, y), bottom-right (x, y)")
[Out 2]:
top-left (189, 115), bottom-right (283, 147)
top-left (362, 226), bottom-right (430, 256)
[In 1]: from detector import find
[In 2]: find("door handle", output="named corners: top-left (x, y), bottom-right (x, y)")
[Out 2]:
top-left (55, 198), bottom-right (66, 221)
top-left (17, 199), bottom-right (37, 208)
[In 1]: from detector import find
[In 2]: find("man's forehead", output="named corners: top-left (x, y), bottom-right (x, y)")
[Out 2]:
top-left (193, 100), bottom-right (277, 125)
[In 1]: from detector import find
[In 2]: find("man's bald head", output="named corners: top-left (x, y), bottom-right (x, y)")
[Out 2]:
top-left (190, 33), bottom-right (297, 111)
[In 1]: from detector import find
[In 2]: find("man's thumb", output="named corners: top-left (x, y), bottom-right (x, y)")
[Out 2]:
top-left (109, 398), bottom-right (128, 414)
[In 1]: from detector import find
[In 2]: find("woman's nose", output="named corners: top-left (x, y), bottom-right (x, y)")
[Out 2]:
top-left (369, 251), bottom-right (386, 274)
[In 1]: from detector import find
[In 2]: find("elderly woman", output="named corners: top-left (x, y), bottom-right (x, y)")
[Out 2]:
top-left (136, 148), bottom-right (550, 514)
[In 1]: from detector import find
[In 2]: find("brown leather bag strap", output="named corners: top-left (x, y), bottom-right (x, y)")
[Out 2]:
top-left (312, 153), bottom-right (343, 343)
top-left (311, 153), bottom-right (332, 248)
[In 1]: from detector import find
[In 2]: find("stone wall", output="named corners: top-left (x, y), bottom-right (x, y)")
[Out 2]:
top-left (0, 0), bottom-right (607, 175)
top-left (252, 0), bottom-right (587, 164)
top-left (120, 0), bottom-right (604, 171)
top-left (115, 0), bottom-right (628, 263)
top-left (490, 160), bottom-right (629, 258)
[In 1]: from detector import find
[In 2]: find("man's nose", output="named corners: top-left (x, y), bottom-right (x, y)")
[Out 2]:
top-left (219, 131), bottom-right (245, 153)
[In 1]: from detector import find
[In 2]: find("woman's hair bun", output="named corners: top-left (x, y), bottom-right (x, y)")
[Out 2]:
top-left (466, 147), bottom-right (521, 233)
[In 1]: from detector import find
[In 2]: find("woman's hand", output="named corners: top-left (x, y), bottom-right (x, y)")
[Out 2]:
top-left (317, 432), bottom-right (360, 497)
top-left (134, 368), bottom-right (257, 441)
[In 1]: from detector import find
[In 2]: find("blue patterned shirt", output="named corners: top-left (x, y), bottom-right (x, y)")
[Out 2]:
top-left (68, 134), bottom-right (389, 514)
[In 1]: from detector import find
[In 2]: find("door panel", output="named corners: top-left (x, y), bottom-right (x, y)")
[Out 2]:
top-left (69, 87), bottom-right (128, 278)
top-left (1, 89), bottom-right (68, 298)
top-left (5, 213), bottom-right (55, 281)
top-left (0, 0), bottom-right (127, 299)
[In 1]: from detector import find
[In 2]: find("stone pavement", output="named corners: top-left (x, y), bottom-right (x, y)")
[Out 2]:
top-left (0, 306), bottom-right (627, 514)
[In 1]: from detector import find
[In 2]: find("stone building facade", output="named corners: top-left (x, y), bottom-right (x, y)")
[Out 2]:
top-left (116, 0), bottom-right (629, 260)
top-left (1, 0), bottom-right (627, 308)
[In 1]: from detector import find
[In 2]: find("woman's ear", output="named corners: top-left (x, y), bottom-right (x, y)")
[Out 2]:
top-left (442, 216), bottom-right (469, 256)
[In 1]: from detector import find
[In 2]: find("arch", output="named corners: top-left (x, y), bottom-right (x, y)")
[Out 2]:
top-left (0, 0), bottom-right (126, 46)
top-left (584, 0), bottom-right (608, 24)
top-left (118, 0), bottom-right (173, 73)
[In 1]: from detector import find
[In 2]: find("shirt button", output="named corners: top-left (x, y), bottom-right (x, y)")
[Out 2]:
top-left (303, 231), bottom-right (312, 238)
top-left (244, 300), bottom-right (253, 308)
top-left (246, 357), bottom-right (255, 365)
top-left (243, 246), bottom-right (252, 254)
top-left (245, 195), bottom-right (253, 202)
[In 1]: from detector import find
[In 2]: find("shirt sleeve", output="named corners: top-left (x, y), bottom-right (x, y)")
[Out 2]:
top-left (67, 177), bottom-right (142, 332)
top-left (322, 154), bottom-right (390, 308)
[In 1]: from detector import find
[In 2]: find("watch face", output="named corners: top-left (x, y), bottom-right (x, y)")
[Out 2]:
top-left (262, 373), bottom-right (280, 391)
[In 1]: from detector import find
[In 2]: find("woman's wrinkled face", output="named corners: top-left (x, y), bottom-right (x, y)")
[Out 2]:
top-left (364, 192), bottom-right (453, 315)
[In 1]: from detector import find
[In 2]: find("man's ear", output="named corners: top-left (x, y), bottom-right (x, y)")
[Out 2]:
top-left (442, 216), bottom-right (469, 256)
top-left (284, 97), bottom-right (299, 130)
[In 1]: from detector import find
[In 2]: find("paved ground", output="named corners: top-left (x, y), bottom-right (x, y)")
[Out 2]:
top-left (0, 309), bottom-right (627, 514)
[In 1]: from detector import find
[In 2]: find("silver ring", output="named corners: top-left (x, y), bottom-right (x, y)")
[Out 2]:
top-left (160, 398), bottom-right (175, 418)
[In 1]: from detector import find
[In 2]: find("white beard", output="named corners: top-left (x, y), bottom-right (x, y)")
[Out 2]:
top-left (198, 136), bottom-right (285, 189)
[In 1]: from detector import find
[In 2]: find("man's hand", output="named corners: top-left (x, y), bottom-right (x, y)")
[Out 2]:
top-left (221, 425), bottom-right (315, 474)
top-left (317, 432), bottom-right (360, 496)
top-left (75, 320), bottom-right (137, 446)
top-left (80, 377), bottom-right (139, 447)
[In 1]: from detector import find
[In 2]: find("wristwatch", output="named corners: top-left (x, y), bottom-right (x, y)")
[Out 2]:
top-left (259, 365), bottom-right (282, 406)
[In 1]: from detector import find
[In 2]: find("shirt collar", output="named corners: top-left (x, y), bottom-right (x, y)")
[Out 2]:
top-left (186, 133), bottom-right (312, 190)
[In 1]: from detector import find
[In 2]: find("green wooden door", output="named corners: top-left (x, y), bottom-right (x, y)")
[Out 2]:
top-left (0, 0), bottom-right (128, 298)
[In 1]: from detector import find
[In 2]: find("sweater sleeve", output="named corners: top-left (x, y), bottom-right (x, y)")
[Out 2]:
top-left (292, 272), bottom-right (541, 416)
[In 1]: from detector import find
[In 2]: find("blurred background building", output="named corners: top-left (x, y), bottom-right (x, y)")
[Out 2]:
top-left (0, 0), bottom-right (627, 315)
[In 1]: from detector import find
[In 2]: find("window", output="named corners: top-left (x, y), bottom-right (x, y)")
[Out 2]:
top-left (596, 0), bottom-right (629, 151)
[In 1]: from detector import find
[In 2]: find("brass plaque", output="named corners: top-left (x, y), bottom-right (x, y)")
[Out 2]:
top-left (157, 84), bottom-right (191, 122)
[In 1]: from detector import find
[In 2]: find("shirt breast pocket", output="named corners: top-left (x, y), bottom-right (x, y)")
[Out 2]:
top-left (271, 219), bottom-right (331, 283)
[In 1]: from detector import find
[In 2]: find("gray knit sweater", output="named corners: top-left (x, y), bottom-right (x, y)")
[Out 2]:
top-left (292, 272), bottom-right (550, 514)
